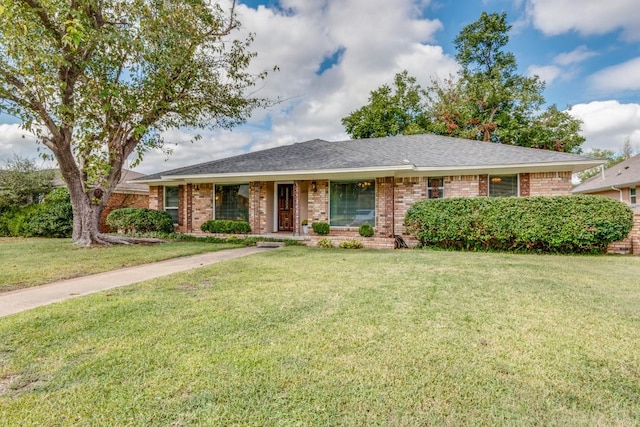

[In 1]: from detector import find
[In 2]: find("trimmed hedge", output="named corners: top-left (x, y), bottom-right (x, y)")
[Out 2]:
top-left (200, 219), bottom-right (251, 234)
top-left (404, 195), bottom-right (634, 254)
top-left (106, 208), bottom-right (174, 234)
top-left (312, 222), bottom-right (330, 235)
top-left (358, 223), bottom-right (374, 237)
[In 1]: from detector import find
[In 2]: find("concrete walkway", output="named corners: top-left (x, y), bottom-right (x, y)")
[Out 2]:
top-left (0, 246), bottom-right (271, 318)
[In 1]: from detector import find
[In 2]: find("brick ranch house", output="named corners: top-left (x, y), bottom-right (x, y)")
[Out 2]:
top-left (573, 153), bottom-right (640, 254)
top-left (134, 134), bottom-right (603, 248)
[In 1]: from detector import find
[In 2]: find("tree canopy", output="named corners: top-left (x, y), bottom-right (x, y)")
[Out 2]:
top-left (342, 12), bottom-right (585, 153)
top-left (341, 71), bottom-right (429, 138)
top-left (0, 156), bottom-right (54, 211)
top-left (0, 0), bottom-right (269, 245)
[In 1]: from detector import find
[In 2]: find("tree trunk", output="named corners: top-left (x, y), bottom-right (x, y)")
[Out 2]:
top-left (68, 184), bottom-right (107, 246)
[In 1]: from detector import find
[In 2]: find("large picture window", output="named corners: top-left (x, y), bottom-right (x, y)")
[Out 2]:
top-left (489, 175), bottom-right (518, 197)
top-left (329, 180), bottom-right (375, 226)
top-left (164, 186), bottom-right (179, 223)
top-left (215, 184), bottom-right (249, 221)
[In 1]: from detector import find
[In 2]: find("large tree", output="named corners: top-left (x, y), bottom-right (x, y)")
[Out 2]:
top-left (342, 12), bottom-right (585, 153)
top-left (0, 0), bottom-right (268, 245)
top-left (341, 70), bottom-right (429, 139)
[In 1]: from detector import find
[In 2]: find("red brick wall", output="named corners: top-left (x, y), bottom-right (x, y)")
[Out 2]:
top-left (519, 173), bottom-right (530, 196)
top-left (393, 177), bottom-right (426, 237)
top-left (148, 186), bottom-right (162, 210)
top-left (445, 175), bottom-right (481, 197)
top-left (249, 181), bottom-right (269, 234)
top-left (308, 180), bottom-right (329, 224)
top-left (100, 192), bottom-right (149, 232)
top-left (529, 172), bottom-right (572, 196)
top-left (607, 212), bottom-right (640, 255)
top-left (376, 177), bottom-right (395, 236)
top-left (192, 184), bottom-right (213, 232)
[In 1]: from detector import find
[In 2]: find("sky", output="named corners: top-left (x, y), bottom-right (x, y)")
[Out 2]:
top-left (1, 0), bottom-right (640, 173)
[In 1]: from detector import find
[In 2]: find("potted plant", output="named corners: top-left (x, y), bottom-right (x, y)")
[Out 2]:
top-left (301, 219), bottom-right (309, 234)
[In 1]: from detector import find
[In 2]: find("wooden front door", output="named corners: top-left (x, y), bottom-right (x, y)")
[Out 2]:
top-left (278, 184), bottom-right (294, 232)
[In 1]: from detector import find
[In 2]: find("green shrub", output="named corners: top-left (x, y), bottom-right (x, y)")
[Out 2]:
top-left (312, 222), bottom-right (330, 235)
top-left (0, 188), bottom-right (73, 238)
top-left (339, 239), bottom-right (364, 249)
top-left (358, 222), bottom-right (374, 237)
top-left (200, 219), bottom-right (251, 234)
top-left (25, 188), bottom-right (73, 238)
top-left (317, 238), bottom-right (333, 248)
top-left (106, 208), bottom-right (174, 234)
top-left (404, 195), bottom-right (634, 254)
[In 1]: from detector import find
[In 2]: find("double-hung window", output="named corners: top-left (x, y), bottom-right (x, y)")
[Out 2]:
top-left (631, 187), bottom-right (637, 205)
top-left (164, 186), bottom-right (179, 223)
top-left (329, 180), bottom-right (375, 226)
top-left (427, 178), bottom-right (444, 199)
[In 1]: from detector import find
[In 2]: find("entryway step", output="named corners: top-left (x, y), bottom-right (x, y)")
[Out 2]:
top-left (256, 241), bottom-right (286, 248)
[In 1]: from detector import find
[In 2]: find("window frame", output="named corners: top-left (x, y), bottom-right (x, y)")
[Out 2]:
top-left (214, 183), bottom-right (250, 221)
top-left (631, 187), bottom-right (637, 205)
top-left (328, 179), bottom-right (376, 227)
top-left (427, 177), bottom-right (444, 199)
top-left (164, 186), bottom-right (179, 224)
top-left (488, 174), bottom-right (519, 197)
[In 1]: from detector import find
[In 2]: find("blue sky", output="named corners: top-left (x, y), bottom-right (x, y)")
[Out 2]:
top-left (2, 0), bottom-right (640, 173)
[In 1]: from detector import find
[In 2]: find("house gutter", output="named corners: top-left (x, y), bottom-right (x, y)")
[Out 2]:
top-left (611, 186), bottom-right (623, 202)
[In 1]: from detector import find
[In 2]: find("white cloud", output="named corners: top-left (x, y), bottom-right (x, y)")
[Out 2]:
top-left (553, 45), bottom-right (597, 66)
top-left (568, 100), bottom-right (640, 151)
top-left (0, 124), bottom-right (55, 168)
top-left (527, 65), bottom-right (562, 84)
top-left (525, 0), bottom-right (640, 41)
top-left (589, 57), bottom-right (640, 93)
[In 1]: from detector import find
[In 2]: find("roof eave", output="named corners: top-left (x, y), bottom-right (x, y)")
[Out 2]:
top-left (134, 165), bottom-right (416, 184)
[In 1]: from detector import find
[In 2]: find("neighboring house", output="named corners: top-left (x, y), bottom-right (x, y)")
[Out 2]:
top-left (54, 169), bottom-right (149, 232)
top-left (135, 134), bottom-right (601, 248)
top-left (573, 153), bottom-right (640, 208)
top-left (573, 154), bottom-right (640, 254)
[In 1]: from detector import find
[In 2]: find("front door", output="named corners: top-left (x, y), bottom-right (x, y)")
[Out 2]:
top-left (278, 184), bottom-right (294, 232)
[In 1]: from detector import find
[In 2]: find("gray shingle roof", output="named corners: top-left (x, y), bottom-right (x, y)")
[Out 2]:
top-left (136, 134), bottom-right (600, 181)
top-left (573, 154), bottom-right (640, 193)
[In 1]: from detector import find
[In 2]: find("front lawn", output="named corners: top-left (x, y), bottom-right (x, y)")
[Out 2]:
top-left (1, 247), bottom-right (639, 425)
top-left (0, 238), bottom-right (242, 292)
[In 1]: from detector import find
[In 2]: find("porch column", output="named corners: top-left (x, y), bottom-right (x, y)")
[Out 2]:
top-left (294, 181), bottom-right (302, 235)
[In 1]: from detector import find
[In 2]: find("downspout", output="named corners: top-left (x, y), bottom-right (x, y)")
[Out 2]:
top-left (611, 186), bottom-right (623, 202)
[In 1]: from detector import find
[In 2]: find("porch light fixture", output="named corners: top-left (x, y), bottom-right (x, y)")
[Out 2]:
top-left (490, 177), bottom-right (502, 183)
top-left (311, 181), bottom-right (317, 192)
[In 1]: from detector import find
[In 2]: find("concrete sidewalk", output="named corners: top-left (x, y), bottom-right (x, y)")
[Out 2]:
top-left (0, 246), bottom-right (271, 318)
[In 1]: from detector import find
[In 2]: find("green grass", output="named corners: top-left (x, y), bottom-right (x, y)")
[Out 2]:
top-left (1, 247), bottom-right (639, 425)
top-left (0, 237), bottom-right (242, 292)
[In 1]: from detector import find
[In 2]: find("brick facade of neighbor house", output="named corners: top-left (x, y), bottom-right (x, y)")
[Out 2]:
top-left (606, 211), bottom-right (640, 255)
